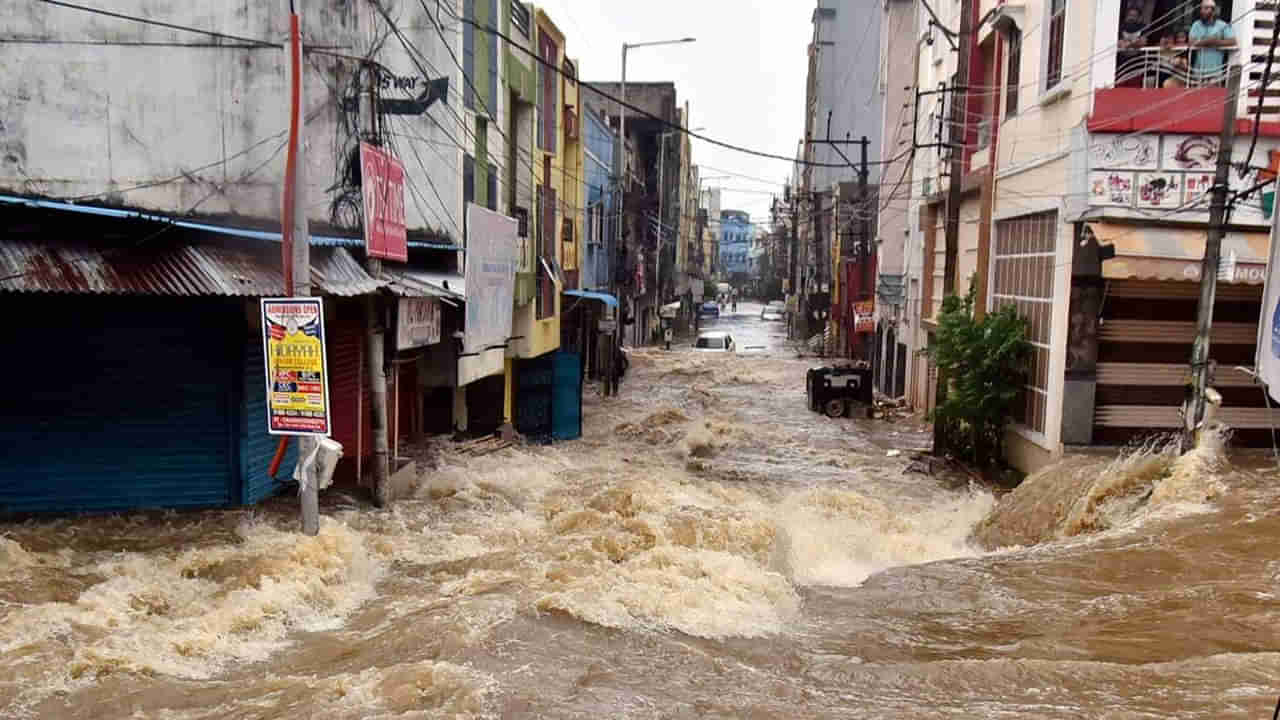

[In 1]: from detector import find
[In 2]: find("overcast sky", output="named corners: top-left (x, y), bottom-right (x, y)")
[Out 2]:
top-left (534, 0), bottom-right (812, 225)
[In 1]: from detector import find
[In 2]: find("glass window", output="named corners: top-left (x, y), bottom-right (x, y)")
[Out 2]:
top-left (1006, 27), bottom-right (1021, 116)
top-left (1046, 0), bottom-right (1066, 88)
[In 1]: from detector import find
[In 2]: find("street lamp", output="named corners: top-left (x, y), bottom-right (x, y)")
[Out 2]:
top-left (617, 37), bottom-right (694, 342)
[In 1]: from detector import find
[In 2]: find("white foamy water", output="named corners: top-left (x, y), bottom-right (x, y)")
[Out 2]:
top-left (5, 330), bottom-right (1274, 718)
top-left (772, 486), bottom-right (995, 587)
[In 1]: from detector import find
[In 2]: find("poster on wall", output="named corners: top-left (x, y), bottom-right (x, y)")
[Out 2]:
top-left (459, 204), bottom-right (518, 387)
top-left (1183, 172), bottom-right (1215, 208)
top-left (853, 301), bottom-right (875, 333)
top-left (260, 298), bottom-right (332, 436)
top-left (1089, 171), bottom-right (1134, 206)
top-left (1090, 134), bottom-right (1158, 170)
top-left (396, 297), bottom-right (441, 349)
top-left (1162, 135), bottom-right (1218, 171)
top-left (1135, 172), bottom-right (1182, 210)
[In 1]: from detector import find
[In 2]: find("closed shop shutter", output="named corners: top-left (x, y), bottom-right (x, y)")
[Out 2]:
top-left (240, 324), bottom-right (296, 504)
top-left (0, 296), bottom-right (238, 513)
top-left (328, 299), bottom-right (366, 484)
top-left (1094, 279), bottom-right (1279, 446)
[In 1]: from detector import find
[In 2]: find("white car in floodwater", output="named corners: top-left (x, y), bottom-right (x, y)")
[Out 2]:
top-left (694, 331), bottom-right (735, 352)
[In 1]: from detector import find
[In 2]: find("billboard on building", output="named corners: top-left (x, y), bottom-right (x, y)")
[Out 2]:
top-left (459, 205), bottom-right (518, 386)
top-left (1258, 200), bottom-right (1280, 402)
top-left (260, 298), bottom-right (332, 436)
top-left (360, 142), bottom-right (407, 262)
top-left (396, 297), bottom-right (441, 349)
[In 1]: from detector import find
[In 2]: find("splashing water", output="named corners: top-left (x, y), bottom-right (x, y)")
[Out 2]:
top-left (973, 431), bottom-right (1229, 549)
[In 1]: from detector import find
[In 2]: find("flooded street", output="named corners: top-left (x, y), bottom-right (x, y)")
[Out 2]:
top-left (3, 301), bottom-right (1280, 718)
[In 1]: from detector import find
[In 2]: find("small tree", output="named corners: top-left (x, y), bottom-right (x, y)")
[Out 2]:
top-left (927, 284), bottom-right (1032, 467)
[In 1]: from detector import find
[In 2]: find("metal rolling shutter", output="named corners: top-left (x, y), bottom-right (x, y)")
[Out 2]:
top-left (0, 297), bottom-right (238, 513)
top-left (240, 326), bottom-right (296, 504)
top-left (327, 299), bottom-right (367, 484)
top-left (1094, 280), bottom-right (1279, 445)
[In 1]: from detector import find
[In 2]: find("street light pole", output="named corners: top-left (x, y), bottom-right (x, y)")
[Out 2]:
top-left (617, 37), bottom-right (695, 345)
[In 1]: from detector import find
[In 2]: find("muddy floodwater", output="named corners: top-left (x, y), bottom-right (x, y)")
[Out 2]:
top-left (3, 302), bottom-right (1279, 718)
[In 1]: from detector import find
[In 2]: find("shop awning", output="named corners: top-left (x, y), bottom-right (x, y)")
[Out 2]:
top-left (379, 267), bottom-right (465, 303)
top-left (562, 289), bottom-right (619, 307)
top-left (0, 237), bottom-right (380, 296)
top-left (0, 194), bottom-right (461, 250)
top-left (1086, 222), bottom-right (1271, 285)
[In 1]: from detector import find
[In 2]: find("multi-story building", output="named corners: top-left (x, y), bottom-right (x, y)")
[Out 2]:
top-left (908, 0), bottom-right (1280, 471)
top-left (587, 81), bottom-right (683, 345)
top-left (719, 210), bottom-right (755, 284)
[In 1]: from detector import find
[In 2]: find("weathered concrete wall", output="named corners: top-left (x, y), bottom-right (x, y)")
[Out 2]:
top-left (0, 0), bottom-right (465, 241)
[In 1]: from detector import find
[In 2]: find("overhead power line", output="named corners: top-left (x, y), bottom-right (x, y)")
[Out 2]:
top-left (35, 0), bottom-right (277, 47)
top-left (447, 14), bottom-right (896, 169)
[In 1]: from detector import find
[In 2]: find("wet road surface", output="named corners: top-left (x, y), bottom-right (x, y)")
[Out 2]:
top-left (2, 301), bottom-right (1279, 718)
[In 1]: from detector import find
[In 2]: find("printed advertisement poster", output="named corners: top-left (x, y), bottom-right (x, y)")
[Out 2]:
top-left (853, 300), bottom-right (875, 333)
top-left (261, 298), bottom-right (332, 436)
top-left (459, 204), bottom-right (518, 386)
top-left (396, 297), bottom-right (442, 349)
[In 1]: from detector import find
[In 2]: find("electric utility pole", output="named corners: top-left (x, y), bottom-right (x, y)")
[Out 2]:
top-left (282, 0), bottom-right (317, 535)
top-left (1184, 63), bottom-right (1242, 451)
top-left (933, 0), bottom-right (973, 455)
top-left (857, 135), bottom-right (871, 362)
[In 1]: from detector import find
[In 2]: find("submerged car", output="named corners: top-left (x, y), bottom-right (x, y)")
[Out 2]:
top-left (694, 331), bottom-right (734, 352)
top-left (761, 301), bottom-right (785, 321)
top-left (698, 301), bottom-right (720, 318)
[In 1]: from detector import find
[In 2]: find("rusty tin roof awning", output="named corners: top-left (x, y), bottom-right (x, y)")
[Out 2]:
top-left (0, 237), bottom-right (383, 297)
top-left (1087, 222), bottom-right (1271, 285)
top-left (379, 267), bottom-right (466, 304)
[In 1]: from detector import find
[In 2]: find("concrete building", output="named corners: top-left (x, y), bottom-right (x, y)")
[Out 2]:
top-left (587, 81), bottom-right (682, 345)
top-left (906, 0), bottom-right (1280, 471)
top-left (719, 210), bottom-right (754, 284)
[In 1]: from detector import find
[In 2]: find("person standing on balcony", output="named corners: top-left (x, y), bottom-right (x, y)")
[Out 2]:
top-left (1189, 0), bottom-right (1235, 83)
top-left (1117, 6), bottom-right (1149, 85)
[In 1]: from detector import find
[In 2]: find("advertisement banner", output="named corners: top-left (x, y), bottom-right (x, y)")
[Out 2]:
top-left (260, 298), bottom-right (332, 436)
top-left (360, 141), bottom-right (407, 262)
top-left (396, 297), bottom-right (441, 349)
top-left (460, 204), bottom-right (518, 386)
top-left (1257, 196), bottom-right (1280, 402)
top-left (853, 300), bottom-right (875, 333)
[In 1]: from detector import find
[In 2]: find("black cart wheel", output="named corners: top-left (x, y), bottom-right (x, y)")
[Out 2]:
top-left (824, 398), bottom-right (846, 418)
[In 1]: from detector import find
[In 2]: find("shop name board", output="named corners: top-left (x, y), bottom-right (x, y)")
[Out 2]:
top-left (360, 142), bottom-right (408, 262)
top-left (853, 300), bottom-right (875, 333)
top-left (260, 298), bottom-right (332, 436)
top-left (396, 297), bottom-right (442, 349)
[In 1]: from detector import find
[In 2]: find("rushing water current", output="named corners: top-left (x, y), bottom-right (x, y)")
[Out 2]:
top-left (3, 303), bottom-right (1279, 719)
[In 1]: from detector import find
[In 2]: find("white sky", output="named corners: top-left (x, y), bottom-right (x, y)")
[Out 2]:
top-left (535, 0), bottom-right (812, 225)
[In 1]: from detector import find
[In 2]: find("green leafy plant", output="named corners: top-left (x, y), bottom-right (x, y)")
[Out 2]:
top-left (926, 283), bottom-right (1032, 467)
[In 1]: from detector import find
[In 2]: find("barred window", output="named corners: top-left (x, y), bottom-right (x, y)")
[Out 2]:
top-left (991, 211), bottom-right (1057, 435)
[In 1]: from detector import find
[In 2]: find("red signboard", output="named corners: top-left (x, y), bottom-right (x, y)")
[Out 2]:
top-left (360, 142), bottom-right (407, 262)
top-left (853, 301), bottom-right (875, 333)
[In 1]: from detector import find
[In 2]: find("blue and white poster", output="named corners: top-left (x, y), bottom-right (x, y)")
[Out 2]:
top-left (1258, 195), bottom-right (1280, 403)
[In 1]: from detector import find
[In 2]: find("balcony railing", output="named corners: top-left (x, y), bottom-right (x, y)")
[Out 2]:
top-left (1113, 46), bottom-right (1233, 89)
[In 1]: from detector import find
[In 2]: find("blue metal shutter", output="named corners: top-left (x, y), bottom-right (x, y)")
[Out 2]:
top-left (240, 326), bottom-right (296, 504)
top-left (551, 351), bottom-right (582, 441)
top-left (0, 297), bottom-right (238, 514)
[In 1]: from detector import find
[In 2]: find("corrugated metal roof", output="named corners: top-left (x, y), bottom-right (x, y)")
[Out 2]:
top-left (380, 267), bottom-right (466, 302)
top-left (0, 238), bottom-right (381, 297)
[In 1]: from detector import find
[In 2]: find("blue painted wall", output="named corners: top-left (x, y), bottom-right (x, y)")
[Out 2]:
top-left (583, 107), bottom-right (616, 292)
top-left (719, 211), bottom-right (754, 277)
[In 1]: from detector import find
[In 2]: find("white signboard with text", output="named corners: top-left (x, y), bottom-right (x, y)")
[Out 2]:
top-left (396, 297), bottom-right (441, 349)
top-left (459, 204), bottom-right (518, 386)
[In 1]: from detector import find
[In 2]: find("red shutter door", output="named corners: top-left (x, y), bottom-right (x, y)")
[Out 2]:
top-left (327, 300), bottom-right (366, 485)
